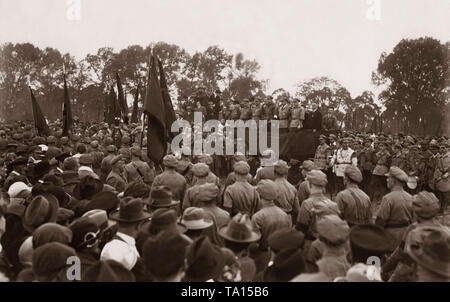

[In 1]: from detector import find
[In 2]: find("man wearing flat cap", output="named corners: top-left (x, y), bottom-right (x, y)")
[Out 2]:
top-left (335, 165), bottom-right (372, 226)
top-left (252, 180), bottom-right (292, 250)
top-left (182, 163), bottom-right (214, 210)
top-left (196, 183), bottom-right (230, 229)
top-left (375, 166), bottom-right (413, 246)
top-left (223, 161), bottom-right (261, 217)
top-left (151, 155), bottom-right (187, 206)
top-left (296, 170), bottom-right (338, 247)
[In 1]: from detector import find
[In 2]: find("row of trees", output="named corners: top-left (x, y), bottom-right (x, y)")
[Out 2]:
top-left (1, 37), bottom-right (449, 135)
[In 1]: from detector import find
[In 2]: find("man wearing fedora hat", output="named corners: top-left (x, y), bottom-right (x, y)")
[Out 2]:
top-left (101, 197), bottom-right (151, 271)
top-left (181, 207), bottom-right (223, 247)
top-left (142, 230), bottom-right (192, 282)
top-left (148, 186), bottom-right (181, 213)
top-left (404, 225), bottom-right (450, 282)
top-left (375, 166), bottom-right (413, 246)
top-left (218, 213), bottom-right (260, 281)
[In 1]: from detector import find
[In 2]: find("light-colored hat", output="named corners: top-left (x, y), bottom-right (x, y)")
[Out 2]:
top-left (8, 181), bottom-right (31, 198)
top-left (218, 213), bottom-right (261, 243)
top-left (335, 263), bottom-right (382, 282)
top-left (300, 160), bottom-right (315, 171)
top-left (100, 240), bottom-right (138, 271)
top-left (181, 207), bottom-right (214, 230)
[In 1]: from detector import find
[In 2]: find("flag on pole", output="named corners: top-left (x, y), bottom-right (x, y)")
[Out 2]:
top-left (29, 87), bottom-right (50, 136)
top-left (131, 84), bottom-right (140, 124)
top-left (144, 56), bottom-right (167, 164)
top-left (116, 72), bottom-right (129, 124)
top-left (62, 73), bottom-right (73, 136)
top-left (157, 58), bottom-right (177, 139)
top-left (110, 87), bottom-right (121, 123)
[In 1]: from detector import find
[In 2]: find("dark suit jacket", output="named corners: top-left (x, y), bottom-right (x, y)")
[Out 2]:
top-left (310, 110), bottom-right (322, 130)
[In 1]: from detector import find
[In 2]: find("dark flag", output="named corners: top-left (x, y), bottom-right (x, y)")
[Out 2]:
top-left (369, 114), bottom-right (383, 133)
top-left (157, 58), bottom-right (177, 139)
top-left (29, 87), bottom-right (50, 136)
top-left (62, 73), bottom-right (73, 136)
top-left (116, 73), bottom-right (129, 124)
top-left (104, 91), bottom-right (111, 124)
top-left (144, 56), bottom-right (167, 164)
top-left (131, 84), bottom-right (140, 124)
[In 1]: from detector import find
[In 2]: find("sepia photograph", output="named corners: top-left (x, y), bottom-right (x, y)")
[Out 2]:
top-left (0, 0), bottom-right (449, 287)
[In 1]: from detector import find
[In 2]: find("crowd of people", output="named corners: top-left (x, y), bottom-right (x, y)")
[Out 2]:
top-left (0, 107), bottom-right (449, 282)
top-left (177, 87), bottom-right (336, 133)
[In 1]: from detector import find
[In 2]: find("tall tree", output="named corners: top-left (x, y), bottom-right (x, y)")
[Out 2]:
top-left (372, 37), bottom-right (450, 135)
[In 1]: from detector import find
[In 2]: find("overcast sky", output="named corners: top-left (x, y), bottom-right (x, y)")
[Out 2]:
top-left (1, 0), bottom-right (449, 97)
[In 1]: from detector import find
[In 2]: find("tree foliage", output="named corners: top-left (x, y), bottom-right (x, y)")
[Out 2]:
top-left (0, 42), bottom-right (267, 122)
top-left (373, 37), bottom-right (450, 135)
